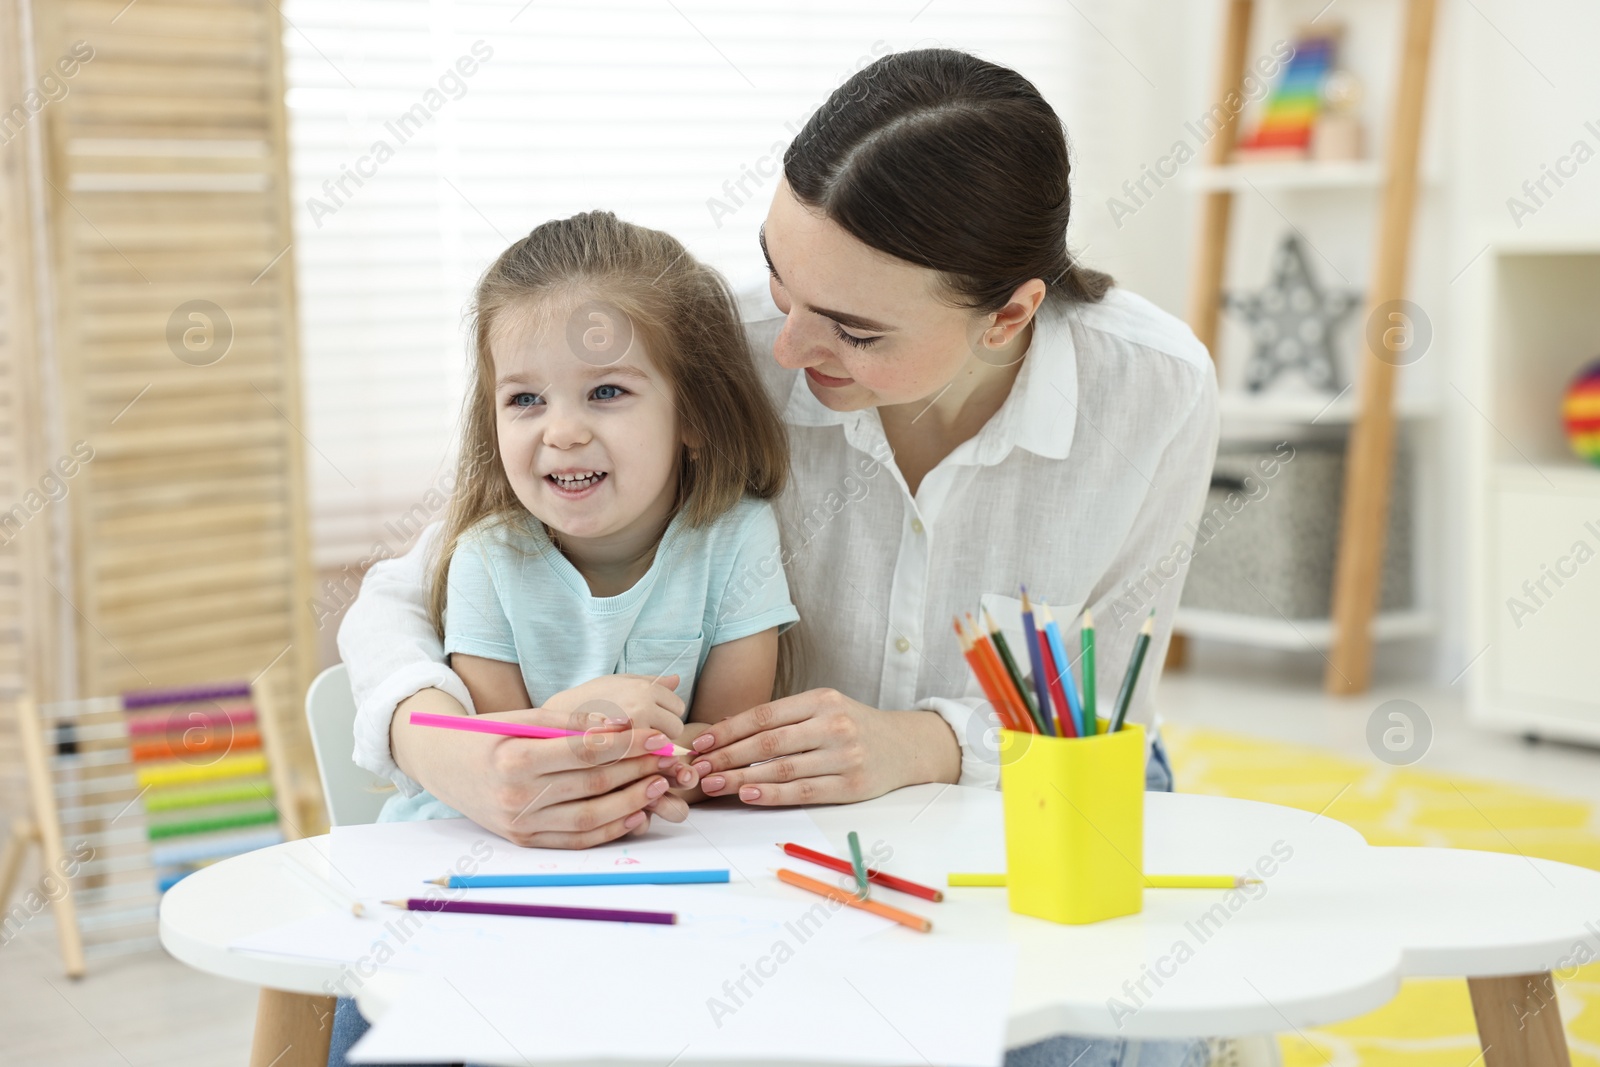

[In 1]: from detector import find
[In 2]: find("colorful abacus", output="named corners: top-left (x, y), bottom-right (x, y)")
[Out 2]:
top-left (4, 681), bottom-right (290, 976)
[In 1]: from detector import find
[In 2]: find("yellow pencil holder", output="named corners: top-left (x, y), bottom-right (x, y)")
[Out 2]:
top-left (999, 721), bottom-right (1144, 925)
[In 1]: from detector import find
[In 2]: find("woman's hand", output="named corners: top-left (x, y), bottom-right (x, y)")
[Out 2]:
top-left (390, 688), bottom-right (678, 848)
top-left (686, 689), bottom-right (962, 805)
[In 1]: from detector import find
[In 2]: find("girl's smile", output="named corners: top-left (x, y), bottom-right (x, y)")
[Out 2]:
top-left (544, 468), bottom-right (608, 497)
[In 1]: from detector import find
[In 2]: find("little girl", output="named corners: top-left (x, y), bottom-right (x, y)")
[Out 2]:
top-left (378, 210), bottom-right (796, 822)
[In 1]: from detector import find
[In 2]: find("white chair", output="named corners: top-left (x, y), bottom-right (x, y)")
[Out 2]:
top-left (304, 664), bottom-right (393, 826)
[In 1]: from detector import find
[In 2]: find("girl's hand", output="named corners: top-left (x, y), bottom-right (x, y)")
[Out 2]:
top-left (391, 689), bottom-right (677, 849)
top-left (543, 674), bottom-right (687, 741)
top-left (686, 689), bottom-right (962, 806)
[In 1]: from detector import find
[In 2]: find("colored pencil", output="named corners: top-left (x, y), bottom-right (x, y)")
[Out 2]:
top-left (408, 710), bottom-right (688, 756)
top-left (382, 897), bottom-right (676, 925)
top-left (1017, 588), bottom-right (1057, 736)
top-left (427, 870), bottom-right (729, 888)
top-left (963, 617), bottom-right (1034, 732)
top-left (967, 615), bottom-right (1038, 733)
top-left (1039, 604), bottom-right (1086, 737)
top-left (1081, 609), bottom-right (1097, 734)
top-left (980, 609), bottom-right (1045, 734)
top-left (1109, 612), bottom-right (1156, 733)
top-left (777, 842), bottom-right (944, 902)
top-left (947, 873), bottom-right (1263, 889)
top-left (954, 618), bottom-right (1023, 731)
top-left (1036, 637), bottom-right (1078, 738)
top-left (280, 855), bottom-right (367, 917)
top-left (847, 831), bottom-right (869, 898)
top-left (775, 868), bottom-right (932, 933)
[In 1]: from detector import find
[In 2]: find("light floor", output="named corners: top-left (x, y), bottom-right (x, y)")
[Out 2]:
top-left (2, 663), bottom-right (1598, 1066)
top-left (1159, 650), bottom-right (1600, 807)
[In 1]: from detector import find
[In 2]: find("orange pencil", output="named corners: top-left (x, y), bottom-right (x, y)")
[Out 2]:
top-left (954, 617), bottom-right (1023, 731)
top-left (776, 867), bottom-right (932, 933)
top-left (969, 616), bottom-right (1036, 733)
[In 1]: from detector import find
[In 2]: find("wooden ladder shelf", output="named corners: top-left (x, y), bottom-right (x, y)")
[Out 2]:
top-left (1180, 0), bottom-right (1439, 694)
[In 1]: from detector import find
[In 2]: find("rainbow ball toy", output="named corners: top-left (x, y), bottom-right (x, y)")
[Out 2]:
top-left (1564, 358), bottom-right (1600, 466)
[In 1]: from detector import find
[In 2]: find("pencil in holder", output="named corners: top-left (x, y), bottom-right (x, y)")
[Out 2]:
top-left (999, 721), bottom-right (1144, 925)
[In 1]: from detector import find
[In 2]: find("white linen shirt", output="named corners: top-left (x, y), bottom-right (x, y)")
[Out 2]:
top-left (341, 286), bottom-right (1219, 796)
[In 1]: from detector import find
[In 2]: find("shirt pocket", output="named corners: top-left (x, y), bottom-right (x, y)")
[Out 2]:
top-left (977, 592), bottom-right (1086, 688)
top-left (618, 633), bottom-right (705, 707)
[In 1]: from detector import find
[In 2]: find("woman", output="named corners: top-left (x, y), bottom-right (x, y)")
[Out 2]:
top-left (336, 49), bottom-right (1216, 1067)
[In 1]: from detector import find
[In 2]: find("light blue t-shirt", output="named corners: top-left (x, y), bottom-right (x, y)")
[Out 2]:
top-left (379, 496), bottom-right (798, 821)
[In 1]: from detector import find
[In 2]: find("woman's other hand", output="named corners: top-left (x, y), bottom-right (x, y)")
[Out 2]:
top-left (686, 689), bottom-right (960, 805)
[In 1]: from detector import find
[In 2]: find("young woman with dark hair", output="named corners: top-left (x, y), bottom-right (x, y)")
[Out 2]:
top-left (334, 48), bottom-right (1217, 1067)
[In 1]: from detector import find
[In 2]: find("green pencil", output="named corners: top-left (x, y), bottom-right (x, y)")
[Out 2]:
top-left (847, 831), bottom-right (869, 899)
top-left (980, 609), bottom-right (1048, 734)
top-left (1109, 611), bottom-right (1155, 733)
top-left (1082, 609), bottom-right (1097, 734)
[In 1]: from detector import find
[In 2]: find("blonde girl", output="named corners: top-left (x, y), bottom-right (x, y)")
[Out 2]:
top-left (377, 210), bottom-right (795, 823)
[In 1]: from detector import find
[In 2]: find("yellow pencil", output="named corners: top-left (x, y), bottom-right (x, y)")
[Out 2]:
top-left (947, 873), bottom-right (1261, 889)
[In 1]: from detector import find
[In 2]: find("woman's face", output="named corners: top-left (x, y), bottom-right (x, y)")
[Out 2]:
top-left (761, 178), bottom-right (1017, 414)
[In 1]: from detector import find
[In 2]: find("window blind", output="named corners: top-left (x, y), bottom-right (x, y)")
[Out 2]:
top-left (282, 0), bottom-right (1074, 571)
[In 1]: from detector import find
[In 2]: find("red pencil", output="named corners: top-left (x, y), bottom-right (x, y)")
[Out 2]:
top-left (778, 842), bottom-right (944, 902)
top-left (1037, 637), bottom-right (1077, 737)
top-left (954, 617), bottom-right (1023, 731)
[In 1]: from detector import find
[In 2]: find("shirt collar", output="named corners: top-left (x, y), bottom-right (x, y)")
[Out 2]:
top-left (781, 297), bottom-right (1079, 467)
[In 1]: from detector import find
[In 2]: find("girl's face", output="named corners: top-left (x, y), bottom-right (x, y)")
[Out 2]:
top-left (489, 299), bottom-right (683, 555)
top-left (760, 178), bottom-right (1022, 414)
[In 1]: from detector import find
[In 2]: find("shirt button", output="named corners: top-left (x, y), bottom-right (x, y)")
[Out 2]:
top-left (910, 518), bottom-right (925, 535)
top-left (895, 637), bottom-right (911, 653)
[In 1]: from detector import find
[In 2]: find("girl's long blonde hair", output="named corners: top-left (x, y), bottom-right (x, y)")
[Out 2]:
top-left (427, 211), bottom-right (789, 634)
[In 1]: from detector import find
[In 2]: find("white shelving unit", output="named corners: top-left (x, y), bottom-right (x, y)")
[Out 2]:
top-left (1217, 390), bottom-right (1437, 431)
top-left (1188, 160), bottom-right (1384, 193)
top-left (1174, 391), bottom-right (1437, 651)
top-left (1466, 240), bottom-right (1600, 745)
top-left (1176, 606), bottom-right (1433, 650)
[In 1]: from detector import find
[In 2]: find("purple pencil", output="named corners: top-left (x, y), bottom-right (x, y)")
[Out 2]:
top-left (381, 897), bottom-right (676, 926)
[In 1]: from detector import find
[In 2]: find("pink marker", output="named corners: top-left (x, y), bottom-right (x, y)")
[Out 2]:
top-left (408, 711), bottom-right (688, 756)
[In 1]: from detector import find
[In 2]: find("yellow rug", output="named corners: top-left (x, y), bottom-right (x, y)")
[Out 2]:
top-left (1162, 724), bottom-right (1600, 1067)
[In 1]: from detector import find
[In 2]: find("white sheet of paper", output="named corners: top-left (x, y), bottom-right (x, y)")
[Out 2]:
top-left (349, 935), bottom-right (1015, 1067)
top-left (228, 877), bottom-right (892, 972)
top-left (326, 805), bottom-right (835, 898)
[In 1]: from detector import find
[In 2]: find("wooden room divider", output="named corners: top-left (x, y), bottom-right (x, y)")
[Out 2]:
top-left (1, 0), bottom-right (323, 837)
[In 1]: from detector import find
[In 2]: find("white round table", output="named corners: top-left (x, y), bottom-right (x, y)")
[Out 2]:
top-left (161, 785), bottom-right (1600, 1066)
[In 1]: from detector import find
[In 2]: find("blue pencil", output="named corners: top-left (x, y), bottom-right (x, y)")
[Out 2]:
top-left (1039, 604), bottom-right (1087, 737)
top-left (427, 869), bottom-right (730, 888)
top-left (1017, 587), bottom-right (1057, 737)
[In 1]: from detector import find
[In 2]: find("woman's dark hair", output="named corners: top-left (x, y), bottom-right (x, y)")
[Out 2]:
top-left (783, 48), bottom-right (1111, 311)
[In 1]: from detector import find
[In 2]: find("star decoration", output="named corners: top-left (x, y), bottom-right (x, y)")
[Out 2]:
top-left (1225, 233), bottom-right (1361, 393)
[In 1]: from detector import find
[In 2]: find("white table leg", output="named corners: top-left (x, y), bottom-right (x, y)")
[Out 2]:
top-left (1468, 972), bottom-right (1572, 1067)
top-left (250, 987), bottom-right (336, 1067)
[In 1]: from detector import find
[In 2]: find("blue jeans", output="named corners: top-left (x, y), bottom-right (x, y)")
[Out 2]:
top-left (327, 736), bottom-right (1202, 1067)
